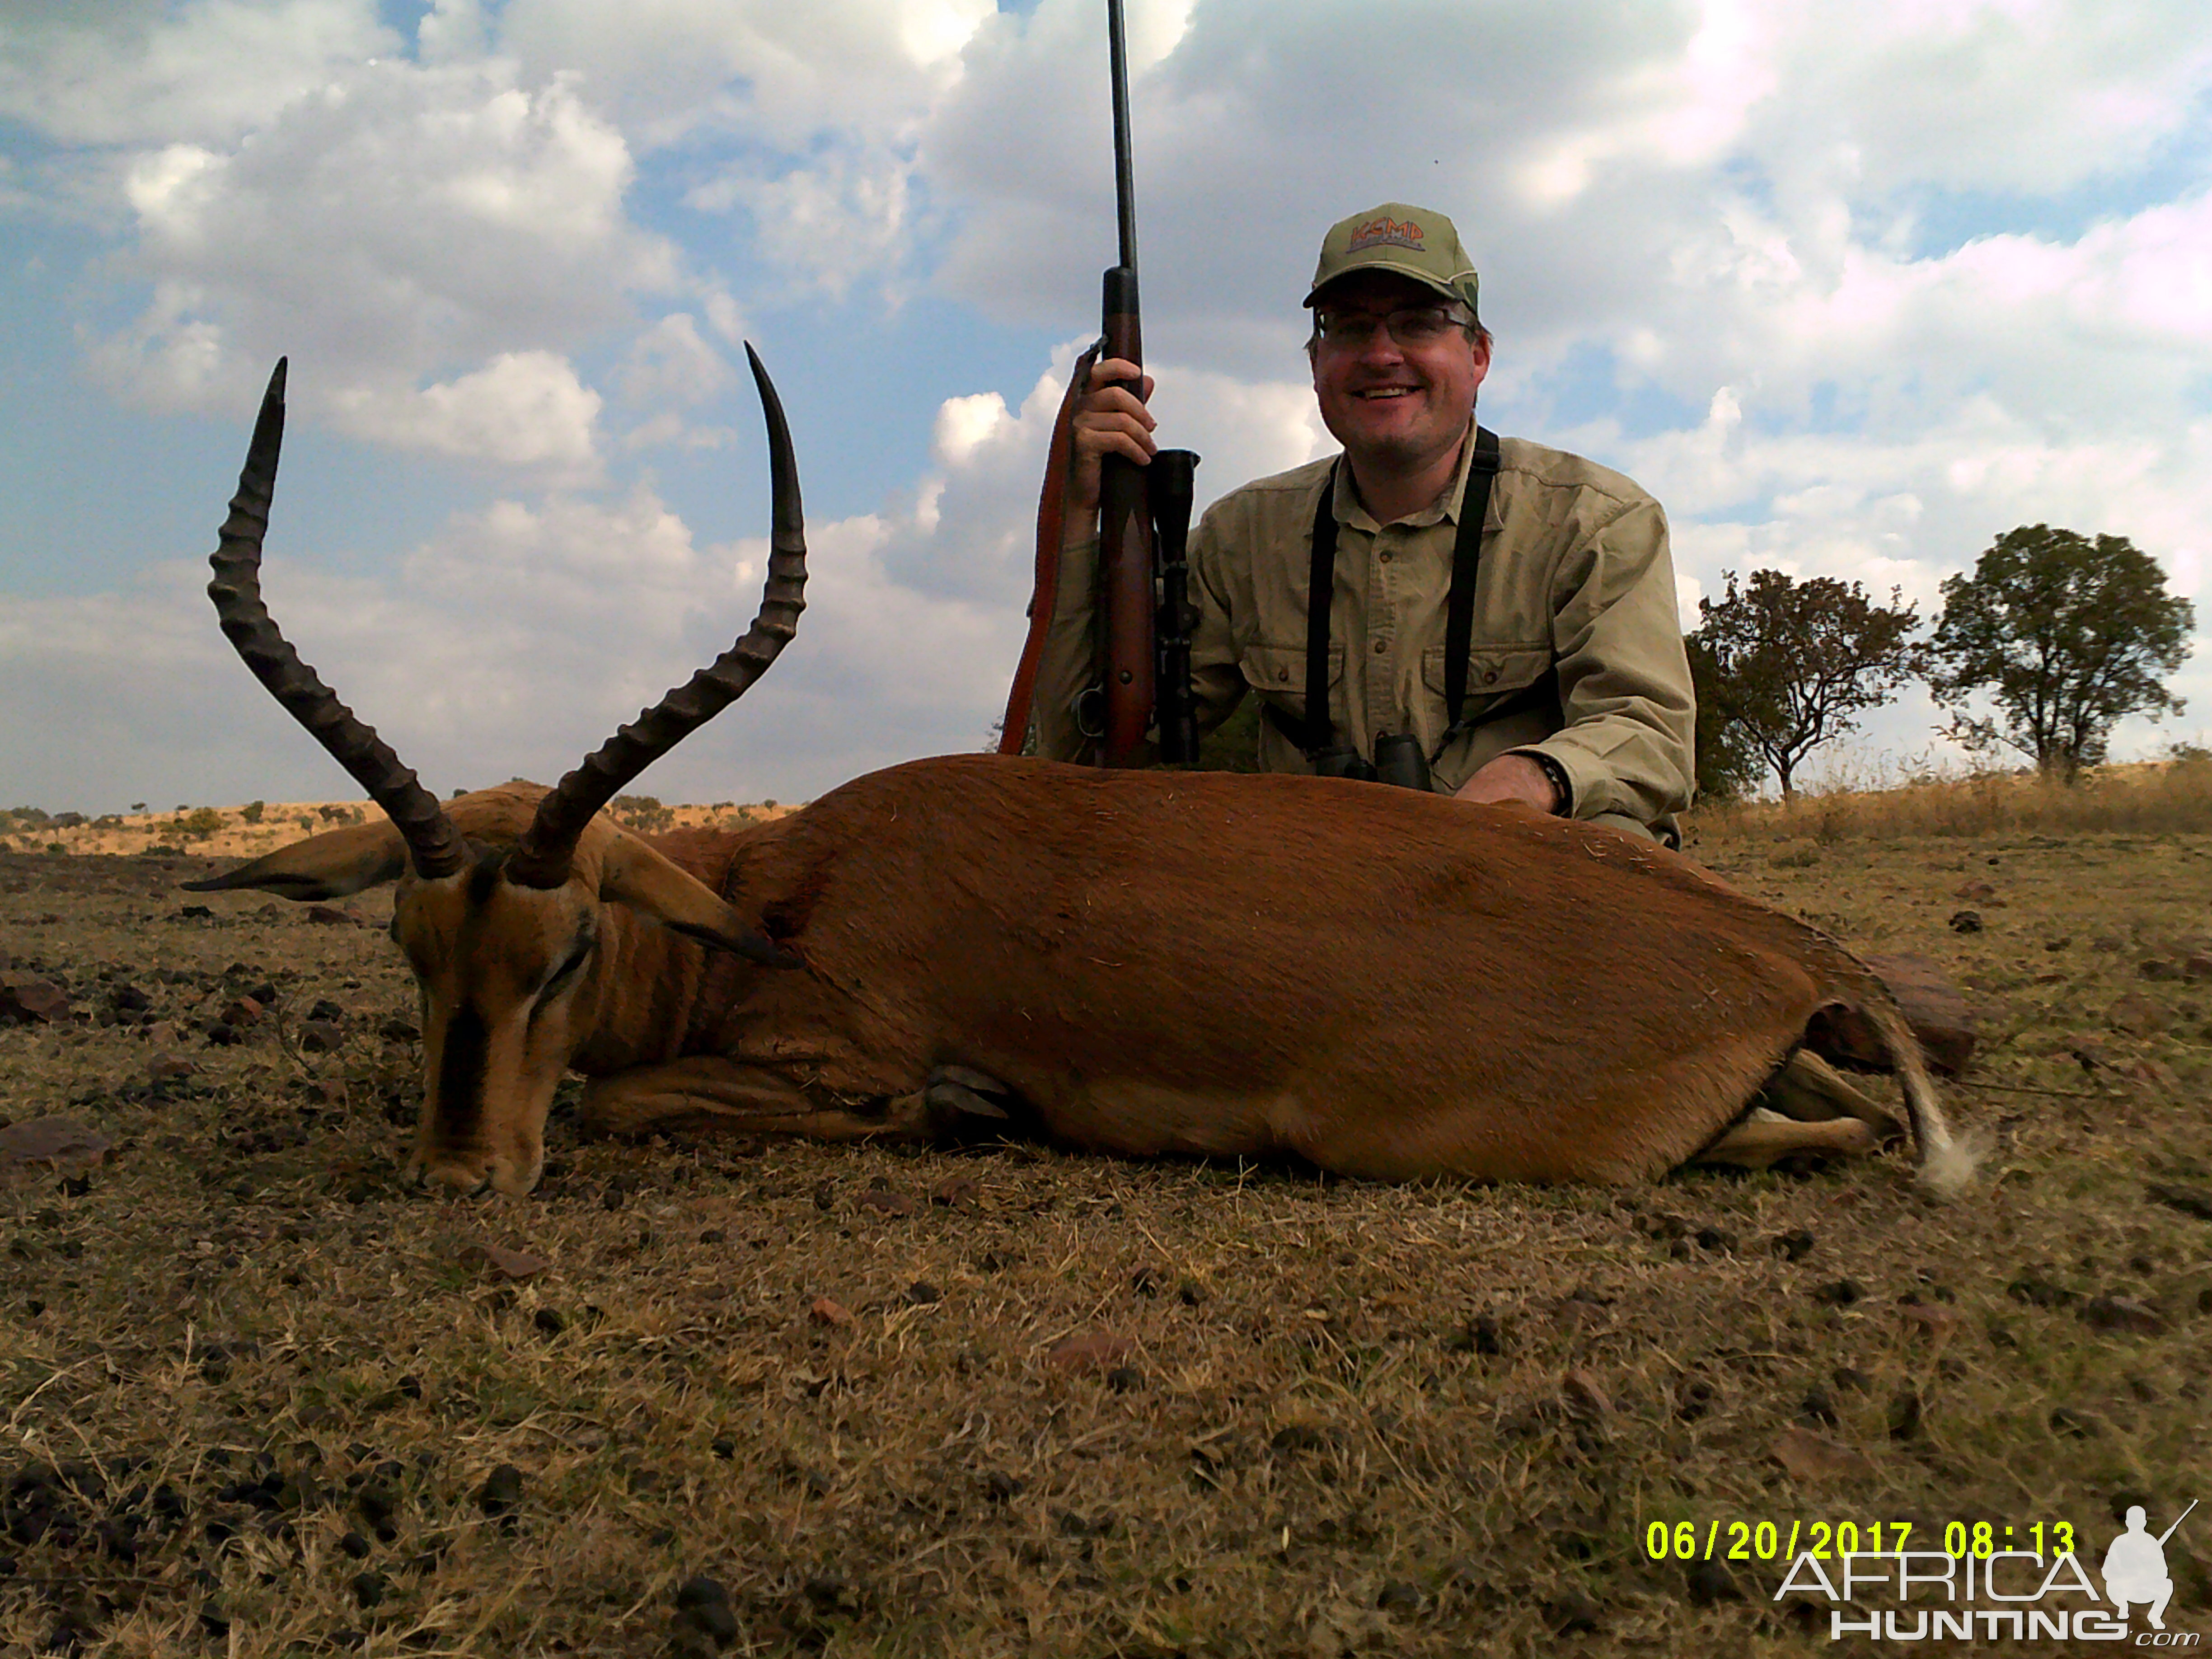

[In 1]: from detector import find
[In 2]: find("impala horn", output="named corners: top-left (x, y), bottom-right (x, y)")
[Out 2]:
top-left (507, 343), bottom-right (807, 890)
top-left (206, 358), bottom-right (468, 880)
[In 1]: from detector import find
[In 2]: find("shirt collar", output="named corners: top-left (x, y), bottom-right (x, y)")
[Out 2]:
top-left (1332, 420), bottom-right (1481, 534)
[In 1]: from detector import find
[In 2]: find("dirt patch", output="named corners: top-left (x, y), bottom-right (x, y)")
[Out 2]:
top-left (2, 825), bottom-right (2210, 1655)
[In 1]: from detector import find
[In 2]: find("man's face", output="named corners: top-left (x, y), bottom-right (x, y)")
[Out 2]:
top-left (1309, 272), bottom-right (1490, 477)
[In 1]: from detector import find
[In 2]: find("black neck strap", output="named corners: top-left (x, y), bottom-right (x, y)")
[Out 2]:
top-left (1303, 426), bottom-right (1500, 756)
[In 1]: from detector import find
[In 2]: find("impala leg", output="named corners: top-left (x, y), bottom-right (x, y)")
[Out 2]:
top-left (580, 1057), bottom-right (937, 1143)
top-left (1695, 1107), bottom-right (1878, 1171)
top-left (1759, 1050), bottom-right (1905, 1142)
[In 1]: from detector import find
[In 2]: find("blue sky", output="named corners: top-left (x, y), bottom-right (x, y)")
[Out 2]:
top-left (3, 0), bottom-right (2209, 813)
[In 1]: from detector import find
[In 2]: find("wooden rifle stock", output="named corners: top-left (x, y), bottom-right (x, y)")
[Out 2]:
top-left (1096, 266), bottom-right (1153, 766)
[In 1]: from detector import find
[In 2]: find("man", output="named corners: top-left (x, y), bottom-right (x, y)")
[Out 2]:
top-left (1031, 202), bottom-right (1695, 840)
top-left (2102, 1506), bottom-right (2176, 1631)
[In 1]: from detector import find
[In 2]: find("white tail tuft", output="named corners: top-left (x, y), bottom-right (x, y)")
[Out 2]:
top-left (1867, 1000), bottom-right (1983, 1200)
top-left (1912, 1124), bottom-right (1988, 1200)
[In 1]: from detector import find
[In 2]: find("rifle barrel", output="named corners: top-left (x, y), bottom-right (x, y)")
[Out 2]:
top-left (1107, 0), bottom-right (1138, 272)
top-left (2158, 1499), bottom-right (2198, 1546)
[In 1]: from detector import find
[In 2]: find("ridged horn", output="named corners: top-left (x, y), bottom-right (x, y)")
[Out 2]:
top-left (208, 359), bottom-right (467, 880)
top-left (507, 343), bottom-right (807, 890)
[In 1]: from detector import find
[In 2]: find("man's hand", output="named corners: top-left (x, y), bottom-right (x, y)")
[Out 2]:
top-left (1066, 356), bottom-right (1156, 534)
top-left (1454, 753), bottom-right (1563, 815)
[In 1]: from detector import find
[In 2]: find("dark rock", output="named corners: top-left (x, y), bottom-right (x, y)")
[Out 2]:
top-left (1686, 1559), bottom-right (1743, 1604)
top-left (1818, 952), bottom-right (1977, 1074)
top-left (298, 1021), bottom-right (344, 1054)
top-left (1446, 1312), bottom-right (1504, 1355)
top-left (339, 1530), bottom-right (371, 1560)
top-left (2148, 1183), bottom-right (2212, 1222)
top-left (356, 1484), bottom-right (399, 1542)
top-left (351, 1570), bottom-right (387, 1608)
top-left (476, 1464), bottom-right (524, 1519)
top-left (675, 1574), bottom-right (731, 1613)
top-left (0, 975), bottom-right (70, 1025)
top-left (2008, 1275), bottom-right (2078, 1309)
top-left (905, 1281), bottom-right (941, 1304)
top-left (1545, 1589), bottom-right (1601, 1633)
top-left (2081, 1295), bottom-right (2169, 1337)
top-left (308, 999), bottom-right (346, 1023)
top-left (1813, 1279), bottom-right (1863, 1307)
top-left (2109, 994), bottom-right (2168, 1037)
top-left (1888, 1388), bottom-right (1923, 1440)
top-left (1800, 1387), bottom-right (1838, 1426)
top-left (802, 1573), bottom-right (860, 1612)
top-left (1947, 909), bottom-right (1982, 934)
top-left (1770, 1228), bottom-right (1816, 1262)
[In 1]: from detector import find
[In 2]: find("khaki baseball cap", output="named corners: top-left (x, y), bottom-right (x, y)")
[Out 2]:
top-left (1305, 202), bottom-right (1479, 318)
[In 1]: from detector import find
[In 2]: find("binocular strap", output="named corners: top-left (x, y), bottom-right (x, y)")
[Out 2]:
top-left (1294, 425), bottom-right (1503, 763)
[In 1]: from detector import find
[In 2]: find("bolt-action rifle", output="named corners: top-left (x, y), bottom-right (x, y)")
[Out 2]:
top-left (999, 0), bottom-right (1199, 765)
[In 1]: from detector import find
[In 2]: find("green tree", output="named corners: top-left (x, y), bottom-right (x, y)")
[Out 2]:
top-left (1689, 569), bottom-right (1925, 799)
top-left (1929, 525), bottom-right (2194, 782)
top-left (1684, 635), bottom-right (1764, 804)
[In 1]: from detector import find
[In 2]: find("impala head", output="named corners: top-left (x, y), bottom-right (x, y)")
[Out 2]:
top-left (185, 353), bottom-right (806, 1195)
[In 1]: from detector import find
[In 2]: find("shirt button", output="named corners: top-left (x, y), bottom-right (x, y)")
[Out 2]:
top-left (1378, 550), bottom-right (1392, 563)
top-left (1483, 669), bottom-right (1499, 684)
top-left (1372, 639), bottom-right (1387, 655)
top-left (1276, 666), bottom-right (1289, 682)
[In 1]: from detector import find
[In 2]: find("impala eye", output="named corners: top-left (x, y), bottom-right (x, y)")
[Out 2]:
top-left (542, 936), bottom-right (593, 996)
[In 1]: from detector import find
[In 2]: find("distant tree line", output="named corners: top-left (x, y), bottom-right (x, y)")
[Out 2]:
top-left (1688, 524), bottom-right (2196, 802)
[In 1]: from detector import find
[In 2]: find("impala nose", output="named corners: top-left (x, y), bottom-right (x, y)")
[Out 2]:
top-left (415, 1157), bottom-right (492, 1197)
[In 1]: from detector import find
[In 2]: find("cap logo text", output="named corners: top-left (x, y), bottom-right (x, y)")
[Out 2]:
top-left (1348, 216), bottom-right (1424, 253)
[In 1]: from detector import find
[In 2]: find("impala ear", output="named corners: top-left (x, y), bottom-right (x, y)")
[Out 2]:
top-left (599, 834), bottom-right (797, 969)
top-left (182, 821), bottom-right (409, 899)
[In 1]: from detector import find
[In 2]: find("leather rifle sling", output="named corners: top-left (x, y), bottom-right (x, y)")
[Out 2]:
top-left (997, 342), bottom-right (1104, 755)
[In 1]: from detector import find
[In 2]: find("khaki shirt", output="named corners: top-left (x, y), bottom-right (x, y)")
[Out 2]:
top-left (1035, 429), bottom-right (1695, 836)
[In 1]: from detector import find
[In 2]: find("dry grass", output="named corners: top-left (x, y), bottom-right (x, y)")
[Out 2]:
top-left (0, 800), bottom-right (798, 863)
top-left (3, 809), bottom-right (2212, 1656)
top-left (1687, 755), bottom-right (2212, 848)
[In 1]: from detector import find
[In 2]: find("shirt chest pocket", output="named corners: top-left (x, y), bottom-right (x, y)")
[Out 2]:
top-left (1421, 643), bottom-right (1555, 726)
top-left (1240, 641), bottom-right (1341, 724)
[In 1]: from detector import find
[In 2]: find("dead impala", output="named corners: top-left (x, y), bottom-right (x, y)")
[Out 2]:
top-left (188, 356), bottom-right (1978, 1199)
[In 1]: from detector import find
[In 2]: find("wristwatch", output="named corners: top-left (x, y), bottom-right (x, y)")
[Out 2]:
top-left (1526, 751), bottom-right (1571, 815)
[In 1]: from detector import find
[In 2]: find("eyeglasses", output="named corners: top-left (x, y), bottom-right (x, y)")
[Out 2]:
top-left (1312, 305), bottom-right (1471, 349)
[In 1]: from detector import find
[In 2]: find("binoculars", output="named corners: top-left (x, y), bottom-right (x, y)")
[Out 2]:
top-left (1313, 733), bottom-right (1432, 792)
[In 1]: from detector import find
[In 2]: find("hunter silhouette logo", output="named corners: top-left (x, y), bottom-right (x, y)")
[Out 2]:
top-left (1348, 216), bottom-right (1424, 252)
top-left (2105, 1501), bottom-right (2196, 1631)
top-left (1768, 1500), bottom-right (2203, 1641)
